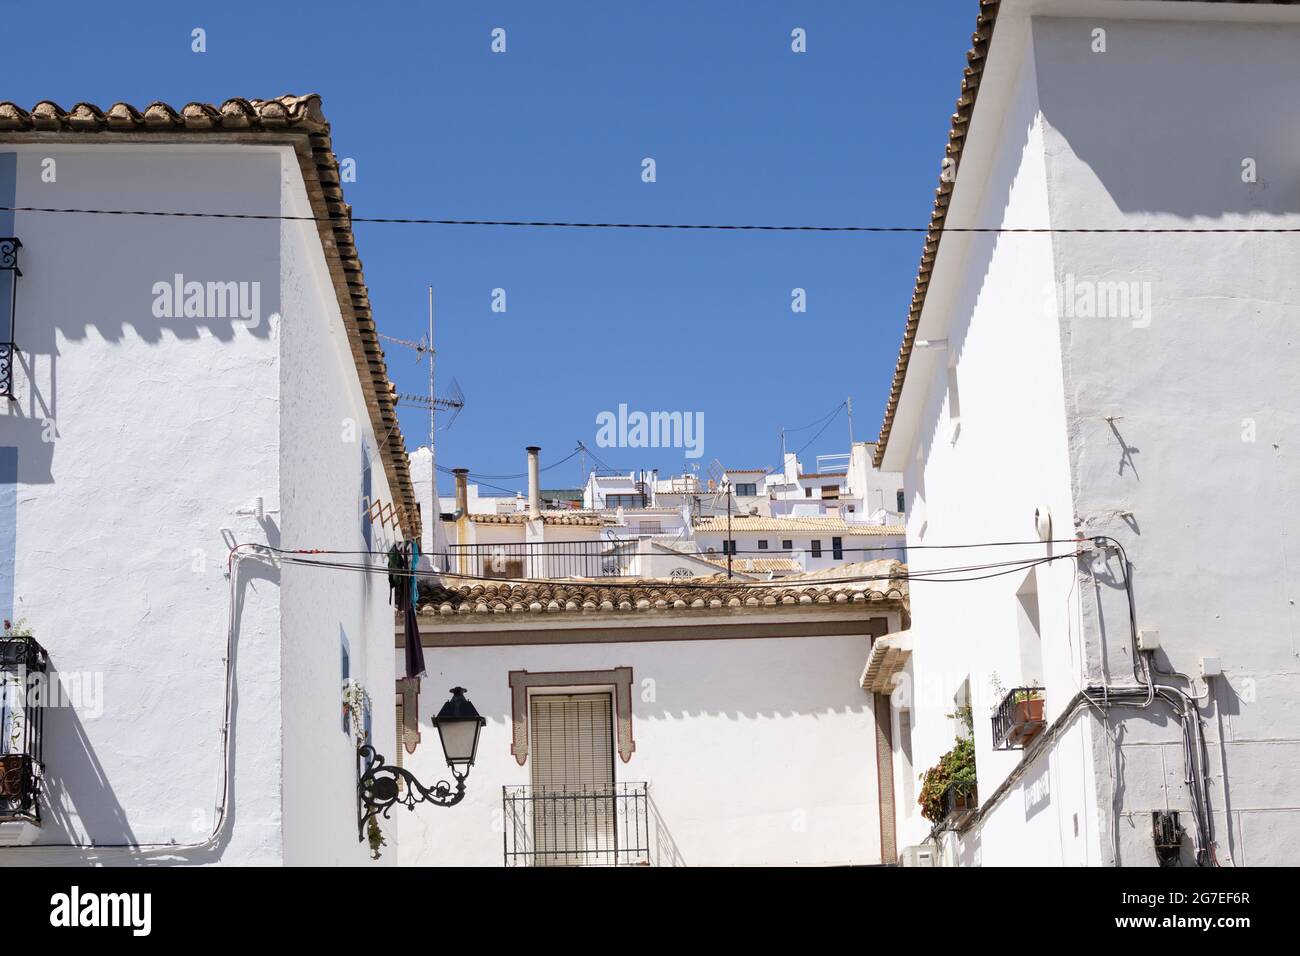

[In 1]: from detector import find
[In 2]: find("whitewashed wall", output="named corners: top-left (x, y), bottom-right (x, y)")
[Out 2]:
top-left (884, 15), bottom-right (1082, 862)
top-left (277, 148), bottom-right (398, 867)
top-left (887, 8), bottom-right (1300, 866)
top-left (0, 141), bottom-right (395, 865)
top-left (1032, 14), bottom-right (1300, 865)
top-left (395, 632), bottom-right (885, 867)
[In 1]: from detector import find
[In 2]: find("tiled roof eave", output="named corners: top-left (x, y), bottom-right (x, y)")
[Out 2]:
top-left (873, 0), bottom-right (1001, 468)
top-left (410, 580), bottom-right (907, 622)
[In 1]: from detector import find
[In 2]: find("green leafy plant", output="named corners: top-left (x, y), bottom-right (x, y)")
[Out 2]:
top-left (918, 736), bottom-right (978, 823)
top-left (1, 619), bottom-right (33, 638)
top-left (342, 680), bottom-right (387, 861)
top-left (366, 816), bottom-right (387, 860)
top-left (1014, 688), bottom-right (1042, 704)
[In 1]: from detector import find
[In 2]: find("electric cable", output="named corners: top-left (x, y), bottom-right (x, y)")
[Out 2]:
top-left (5, 205), bottom-right (1300, 234)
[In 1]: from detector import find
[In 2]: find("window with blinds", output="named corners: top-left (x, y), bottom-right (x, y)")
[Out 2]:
top-left (529, 693), bottom-right (616, 865)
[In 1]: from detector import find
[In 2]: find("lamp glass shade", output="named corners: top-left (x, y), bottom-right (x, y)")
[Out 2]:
top-left (432, 687), bottom-right (486, 768)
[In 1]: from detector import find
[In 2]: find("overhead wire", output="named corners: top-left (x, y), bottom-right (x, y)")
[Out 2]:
top-left (4, 205), bottom-right (1300, 234)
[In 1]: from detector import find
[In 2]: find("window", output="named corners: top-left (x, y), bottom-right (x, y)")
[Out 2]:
top-left (822, 485), bottom-right (840, 500)
top-left (1017, 570), bottom-right (1044, 686)
top-left (810, 539), bottom-right (822, 558)
top-left (804, 487), bottom-right (812, 498)
top-left (898, 710), bottom-right (915, 815)
top-left (832, 536), bottom-right (843, 560)
top-left (782, 539), bottom-right (792, 551)
top-left (735, 482), bottom-right (757, 497)
top-left (638, 520), bottom-right (661, 535)
top-left (953, 678), bottom-right (973, 740)
top-left (896, 489), bottom-right (906, 513)
top-left (606, 494), bottom-right (645, 509)
top-left (722, 539), bottom-right (737, 555)
top-left (757, 540), bottom-right (768, 550)
top-left (530, 693), bottom-right (615, 865)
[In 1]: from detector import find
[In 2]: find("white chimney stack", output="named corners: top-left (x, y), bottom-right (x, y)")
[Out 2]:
top-left (526, 446), bottom-right (541, 519)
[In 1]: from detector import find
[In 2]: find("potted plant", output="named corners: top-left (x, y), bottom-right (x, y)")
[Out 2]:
top-left (918, 736), bottom-right (978, 824)
top-left (342, 680), bottom-right (387, 860)
top-left (990, 672), bottom-right (1046, 748)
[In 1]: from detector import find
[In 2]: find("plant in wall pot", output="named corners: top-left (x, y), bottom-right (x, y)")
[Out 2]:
top-left (918, 736), bottom-right (978, 825)
top-left (342, 679), bottom-right (387, 860)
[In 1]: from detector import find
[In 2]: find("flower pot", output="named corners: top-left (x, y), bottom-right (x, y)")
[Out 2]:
top-left (1010, 697), bottom-right (1046, 745)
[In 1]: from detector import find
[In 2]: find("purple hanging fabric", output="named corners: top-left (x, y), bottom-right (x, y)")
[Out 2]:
top-left (401, 540), bottom-right (426, 679)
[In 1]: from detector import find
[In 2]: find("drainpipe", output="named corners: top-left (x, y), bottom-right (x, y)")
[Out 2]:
top-left (526, 446), bottom-right (541, 519)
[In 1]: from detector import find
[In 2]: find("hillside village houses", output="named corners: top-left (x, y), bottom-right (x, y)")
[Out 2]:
top-left (874, 0), bottom-right (1300, 867)
top-left (0, 94), bottom-right (414, 861)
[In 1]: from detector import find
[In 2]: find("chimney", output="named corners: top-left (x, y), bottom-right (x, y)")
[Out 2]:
top-left (526, 446), bottom-right (541, 519)
top-left (453, 468), bottom-right (469, 517)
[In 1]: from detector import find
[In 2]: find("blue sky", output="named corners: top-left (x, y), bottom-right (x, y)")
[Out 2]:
top-left (7, 0), bottom-right (974, 494)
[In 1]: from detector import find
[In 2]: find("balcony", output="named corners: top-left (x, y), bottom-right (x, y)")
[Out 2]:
top-left (449, 540), bottom-right (636, 580)
top-left (991, 686), bottom-right (1046, 750)
top-left (502, 783), bottom-right (650, 866)
top-left (942, 783), bottom-right (978, 828)
top-left (1, 236), bottom-right (21, 401)
top-left (1, 634), bottom-right (48, 838)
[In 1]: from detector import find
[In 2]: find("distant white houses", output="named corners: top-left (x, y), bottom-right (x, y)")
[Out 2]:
top-left (427, 445), bottom-right (905, 581)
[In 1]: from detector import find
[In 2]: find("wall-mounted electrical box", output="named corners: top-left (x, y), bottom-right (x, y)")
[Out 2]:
top-left (1137, 628), bottom-right (1161, 652)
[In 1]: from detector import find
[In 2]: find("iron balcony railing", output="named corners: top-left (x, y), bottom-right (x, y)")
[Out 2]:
top-left (446, 540), bottom-right (636, 579)
top-left (1, 634), bottom-right (48, 826)
top-left (1, 236), bottom-right (21, 401)
top-left (503, 783), bottom-right (650, 867)
top-left (991, 686), bottom-right (1046, 751)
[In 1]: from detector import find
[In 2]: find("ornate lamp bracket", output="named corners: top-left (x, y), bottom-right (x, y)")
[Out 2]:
top-left (356, 744), bottom-right (467, 840)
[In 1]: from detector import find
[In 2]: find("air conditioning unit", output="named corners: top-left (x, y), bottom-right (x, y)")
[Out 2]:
top-left (900, 844), bottom-right (938, 867)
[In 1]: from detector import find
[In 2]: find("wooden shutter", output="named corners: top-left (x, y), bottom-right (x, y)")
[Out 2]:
top-left (529, 694), bottom-right (615, 865)
top-left (530, 694), bottom-right (614, 792)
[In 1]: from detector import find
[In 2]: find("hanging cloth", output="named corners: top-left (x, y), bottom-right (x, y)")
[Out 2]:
top-left (402, 539), bottom-right (427, 680)
top-left (387, 544), bottom-right (404, 605)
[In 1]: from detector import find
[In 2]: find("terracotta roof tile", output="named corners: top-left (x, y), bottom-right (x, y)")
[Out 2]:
top-left (692, 515), bottom-right (904, 535)
top-left (873, 0), bottom-right (1000, 467)
top-left (416, 576), bottom-right (905, 617)
top-left (700, 556), bottom-right (803, 574)
top-left (461, 512), bottom-right (606, 526)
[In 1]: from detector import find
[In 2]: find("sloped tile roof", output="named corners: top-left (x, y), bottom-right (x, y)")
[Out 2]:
top-left (700, 556), bottom-right (803, 574)
top-left (417, 578), bottom-right (905, 616)
top-left (0, 94), bottom-right (420, 537)
top-left (873, 0), bottom-right (999, 467)
top-left (693, 515), bottom-right (905, 535)
top-left (461, 512), bottom-right (607, 526)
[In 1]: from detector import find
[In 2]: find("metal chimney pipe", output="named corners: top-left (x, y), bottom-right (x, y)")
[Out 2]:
top-left (453, 468), bottom-right (469, 517)
top-left (526, 446), bottom-right (541, 519)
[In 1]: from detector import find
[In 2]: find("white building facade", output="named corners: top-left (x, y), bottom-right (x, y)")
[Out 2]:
top-left (877, 0), bottom-right (1300, 866)
top-left (0, 95), bottom-right (414, 864)
top-left (394, 576), bottom-right (907, 866)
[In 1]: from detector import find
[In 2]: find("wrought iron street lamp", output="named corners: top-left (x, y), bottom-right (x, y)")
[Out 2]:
top-left (357, 687), bottom-right (486, 839)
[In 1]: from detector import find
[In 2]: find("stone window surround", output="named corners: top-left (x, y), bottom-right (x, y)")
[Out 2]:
top-left (508, 667), bottom-right (635, 766)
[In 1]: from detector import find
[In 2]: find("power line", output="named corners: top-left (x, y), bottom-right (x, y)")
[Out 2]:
top-left (4, 205), bottom-right (1300, 233)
